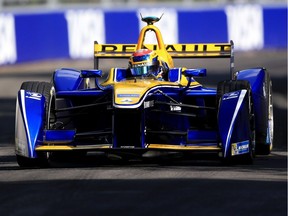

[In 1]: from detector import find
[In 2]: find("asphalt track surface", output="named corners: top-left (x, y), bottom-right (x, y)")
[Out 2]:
top-left (0, 50), bottom-right (287, 216)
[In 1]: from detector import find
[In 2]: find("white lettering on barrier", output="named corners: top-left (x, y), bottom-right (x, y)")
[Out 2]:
top-left (65, 9), bottom-right (105, 59)
top-left (137, 8), bottom-right (178, 44)
top-left (225, 5), bottom-right (264, 51)
top-left (0, 13), bottom-right (17, 65)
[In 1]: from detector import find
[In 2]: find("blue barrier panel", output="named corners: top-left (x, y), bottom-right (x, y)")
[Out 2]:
top-left (105, 11), bottom-right (139, 43)
top-left (15, 12), bottom-right (70, 63)
top-left (178, 9), bottom-right (228, 43)
top-left (263, 6), bottom-right (287, 49)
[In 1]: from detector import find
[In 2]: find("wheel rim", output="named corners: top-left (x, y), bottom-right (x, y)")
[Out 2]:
top-left (267, 82), bottom-right (274, 148)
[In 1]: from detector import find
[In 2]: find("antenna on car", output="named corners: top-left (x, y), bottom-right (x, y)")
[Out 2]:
top-left (140, 13), bottom-right (164, 25)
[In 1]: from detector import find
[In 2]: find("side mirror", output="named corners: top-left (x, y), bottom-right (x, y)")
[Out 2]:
top-left (184, 68), bottom-right (206, 77)
top-left (80, 69), bottom-right (102, 78)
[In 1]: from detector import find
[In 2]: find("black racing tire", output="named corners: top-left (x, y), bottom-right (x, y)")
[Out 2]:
top-left (16, 81), bottom-right (55, 168)
top-left (217, 80), bottom-right (255, 165)
top-left (255, 72), bottom-right (274, 155)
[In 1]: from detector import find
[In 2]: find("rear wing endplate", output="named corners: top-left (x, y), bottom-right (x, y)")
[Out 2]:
top-left (94, 40), bottom-right (235, 79)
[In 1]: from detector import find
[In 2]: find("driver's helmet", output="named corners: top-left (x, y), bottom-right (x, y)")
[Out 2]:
top-left (129, 49), bottom-right (160, 77)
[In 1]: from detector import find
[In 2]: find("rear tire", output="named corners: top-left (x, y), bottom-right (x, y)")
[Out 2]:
top-left (16, 81), bottom-right (55, 168)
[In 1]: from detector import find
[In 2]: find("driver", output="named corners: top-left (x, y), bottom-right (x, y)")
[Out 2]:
top-left (128, 49), bottom-right (169, 80)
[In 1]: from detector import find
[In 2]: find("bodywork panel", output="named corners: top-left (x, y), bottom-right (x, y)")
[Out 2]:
top-left (15, 90), bottom-right (45, 158)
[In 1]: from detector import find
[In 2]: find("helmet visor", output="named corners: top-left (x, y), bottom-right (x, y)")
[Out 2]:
top-left (130, 63), bottom-right (159, 76)
top-left (130, 64), bottom-right (157, 76)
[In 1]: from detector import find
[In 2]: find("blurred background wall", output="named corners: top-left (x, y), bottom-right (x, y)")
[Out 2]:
top-left (0, 0), bottom-right (286, 65)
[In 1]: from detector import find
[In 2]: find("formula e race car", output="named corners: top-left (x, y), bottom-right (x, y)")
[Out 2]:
top-left (15, 15), bottom-right (273, 167)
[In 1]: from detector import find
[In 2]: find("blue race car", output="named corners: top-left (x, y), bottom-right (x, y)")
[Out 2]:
top-left (15, 15), bottom-right (273, 167)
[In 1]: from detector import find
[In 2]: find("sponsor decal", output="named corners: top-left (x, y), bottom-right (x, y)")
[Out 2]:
top-left (117, 94), bottom-right (140, 97)
top-left (223, 91), bottom-right (240, 100)
top-left (231, 140), bottom-right (249, 156)
top-left (170, 105), bottom-right (181, 112)
top-left (25, 92), bottom-right (42, 100)
top-left (96, 44), bottom-right (231, 53)
top-left (120, 146), bottom-right (135, 149)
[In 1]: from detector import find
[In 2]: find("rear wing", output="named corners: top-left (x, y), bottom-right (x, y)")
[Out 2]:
top-left (94, 40), bottom-right (235, 79)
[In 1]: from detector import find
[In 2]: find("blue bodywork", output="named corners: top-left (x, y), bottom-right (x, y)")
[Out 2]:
top-left (218, 90), bottom-right (251, 158)
top-left (15, 90), bottom-right (45, 158)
